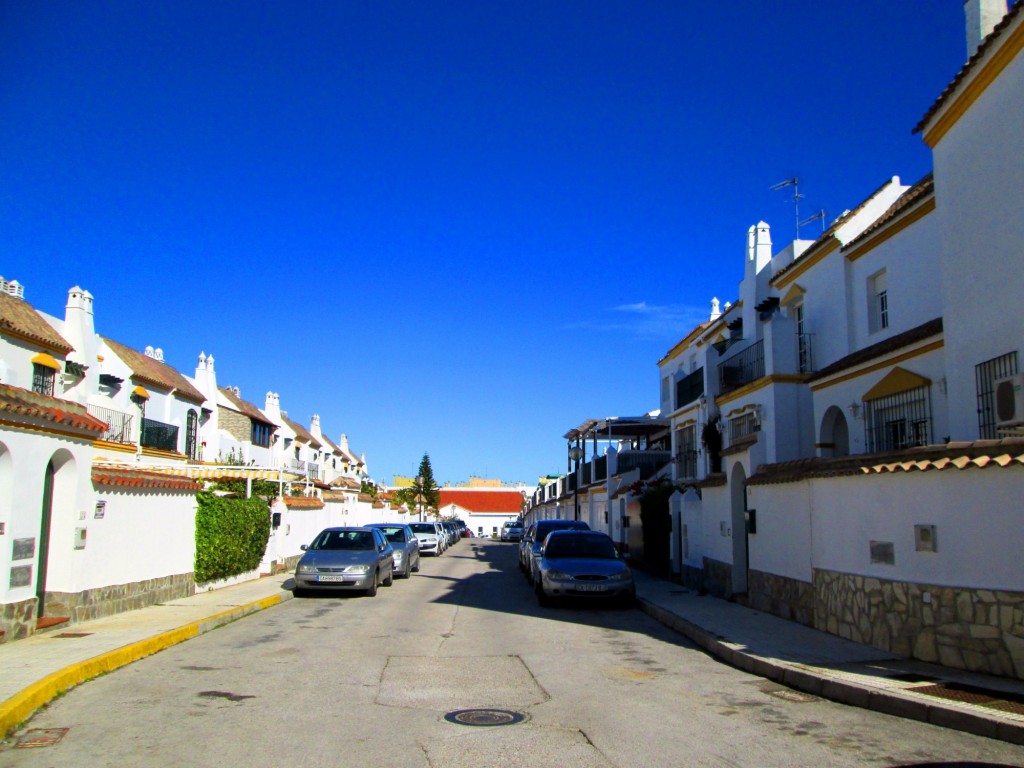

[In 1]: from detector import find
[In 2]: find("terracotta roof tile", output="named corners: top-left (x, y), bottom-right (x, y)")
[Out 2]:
top-left (281, 414), bottom-right (322, 449)
top-left (92, 466), bottom-right (201, 491)
top-left (102, 337), bottom-right (206, 405)
top-left (808, 317), bottom-right (942, 382)
top-left (218, 387), bottom-right (277, 427)
top-left (748, 438), bottom-right (1024, 486)
top-left (438, 489), bottom-right (524, 514)
top-left (282, 495), bottom-right (325, 509)
top-left (0, 292), bottom-right (74, 354)
top-left (0, 382), bottom-right (107, 433)
top-left (843, 173), bottom-right (935, 251)
top-left (321, 490), bottom-right (347, 502)
top-left (914, 1), bottom-right (1024, 135)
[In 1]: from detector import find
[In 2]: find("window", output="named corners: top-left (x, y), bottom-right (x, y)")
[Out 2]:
top-left (661, 376), bottom-right (671, 408)
top-left (32, 364), bottom-right (55, 396)
top-left (675, 424), bottom-right (698, 480)
top-left (864, 385), bottom-right (931, 452)
top-left (250, 421), bottom-right (271, 448)
top-left (795, 303), bottom-right (813, 373)
top-left (976, 351), bottom-right (1019, 438)
top-left (868, 270), bottom-right (889, 333)
top-left (729, 411), bottom-right (760, 443)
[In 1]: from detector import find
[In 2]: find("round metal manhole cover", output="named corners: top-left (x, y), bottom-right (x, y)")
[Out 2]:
top-left (444, 708), bottom-right (527, 727)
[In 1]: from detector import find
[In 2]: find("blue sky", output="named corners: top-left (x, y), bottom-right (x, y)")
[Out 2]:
top-left (1, 2), bottom-right (968, 485)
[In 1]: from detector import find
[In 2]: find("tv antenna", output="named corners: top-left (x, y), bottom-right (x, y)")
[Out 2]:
top-left (770, 177), bottom-right (805, 238)
top-left (799, 209), bottom-right (827, 235)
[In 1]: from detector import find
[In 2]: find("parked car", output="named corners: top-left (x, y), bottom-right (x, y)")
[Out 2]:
top-left (368, 523), bottom-right (420, 578)
top-left (534, 530), bottom-right (635, 607)
top-left (409, 521), bottom-right (445, 555)
top-left (501, 520), bottom-right (524, 542)
top-left (293, 527), bottom-right (394, 597)
top-left (522, 519), bottom-right (590, 584)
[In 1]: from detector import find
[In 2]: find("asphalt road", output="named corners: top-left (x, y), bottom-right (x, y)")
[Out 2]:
top-left (3, 539), bottom-right (1023, 767)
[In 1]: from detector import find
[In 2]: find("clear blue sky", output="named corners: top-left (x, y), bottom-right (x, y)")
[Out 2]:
top-left (1, 2), bottom-right (967, 485)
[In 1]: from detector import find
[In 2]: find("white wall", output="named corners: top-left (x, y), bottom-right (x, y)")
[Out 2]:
top-left (747, 482), bottom-right (813, 583)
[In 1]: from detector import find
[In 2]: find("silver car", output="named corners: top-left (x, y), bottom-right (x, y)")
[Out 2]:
top-left (534, 530), bottom-right (635, 607)
top-left (293, 527), bottom-right (394, 597)
top-left (368, 523), bottom-right (420, 578)
top-left (409, 521), bottom-right (444, 555)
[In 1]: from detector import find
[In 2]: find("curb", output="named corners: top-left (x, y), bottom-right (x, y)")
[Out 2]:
top-left (0, 591), bottom-right (291, 739)
top-left (637, 597), bottom-right (1024, 746)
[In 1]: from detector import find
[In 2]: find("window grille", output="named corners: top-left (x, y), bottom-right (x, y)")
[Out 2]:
top-left (864, 385), bottom-right (931, 452)
top-left (976, 351), bottom-right (1019, 439)
top-left (32, 364), bottom-right (55, 396)
top-left (675, 424), bottom-right (698, 480)
top-left (730, 412), bottom-right (759, 443)
top-left (140, 418), bottom-right (179, 452)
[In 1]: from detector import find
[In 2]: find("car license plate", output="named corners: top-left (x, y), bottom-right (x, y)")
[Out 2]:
top-left (317, 574), bottom-right (349, 583)
top-left (576, 583), bottom-right (607, 592)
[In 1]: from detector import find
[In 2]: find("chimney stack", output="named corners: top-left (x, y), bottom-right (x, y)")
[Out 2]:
top-left (964, 0), bottom-right (1008, 58)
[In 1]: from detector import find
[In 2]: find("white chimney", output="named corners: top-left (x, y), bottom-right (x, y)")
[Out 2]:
top-left (709, 298), bottom-right (721, 322)
top-left (965, 0), bottom-right (1008, 58)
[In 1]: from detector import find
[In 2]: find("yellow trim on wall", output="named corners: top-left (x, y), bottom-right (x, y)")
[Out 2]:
top-left (780, 283), bottom-right (805, 306)
top-left (714, 374), bottom-right (812, 407)
top-left (923, 19), bottom-right (1024, 148)
top-left (92, 440), bottom-right (138, 453)
top-left (810, 339), bottom-right (945, 391)
top-left (844, 198), bottom-right (936, 262)
top-left (772, 239), bottom-right (838, 289)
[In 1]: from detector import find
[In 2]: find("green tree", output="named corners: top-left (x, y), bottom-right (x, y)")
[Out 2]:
top-left (412, 453), bottom-right (440, 516)
top-left (208, 448), bottom-right (281, 504)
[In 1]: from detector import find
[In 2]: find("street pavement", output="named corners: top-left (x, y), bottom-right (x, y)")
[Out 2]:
top-left (2, 551), bottom-right (1024, 746)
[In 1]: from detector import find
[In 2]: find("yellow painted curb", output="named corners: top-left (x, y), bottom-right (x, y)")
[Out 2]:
top-left (0, 592), bottom-right (286, 738)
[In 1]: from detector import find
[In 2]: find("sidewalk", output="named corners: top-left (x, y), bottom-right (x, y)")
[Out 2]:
top-left (2, 568), bottom-right (1024, 745)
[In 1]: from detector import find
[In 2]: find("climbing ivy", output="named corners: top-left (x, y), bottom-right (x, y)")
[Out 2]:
top-left (194, 491), bottom-right (271, 584)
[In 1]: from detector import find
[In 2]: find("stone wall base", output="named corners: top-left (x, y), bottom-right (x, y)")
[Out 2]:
top-left (813, 569), bottom-right (1024, 680)
top-left (1, 597), bottom-right (37, 643)
top-left (679, 563), bottom-right (705, 592)
top-left (16, 572), bottom-right (195, 638)
top-left (748, 569), bottom-right (814, 626)
top-left (702, 557), bottom-right (732, 599)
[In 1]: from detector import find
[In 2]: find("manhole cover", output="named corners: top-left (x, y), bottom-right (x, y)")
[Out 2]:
top-left (444, 708), bottom-right (526, 727)
top-left (15, 728), bottom-right (69, 749)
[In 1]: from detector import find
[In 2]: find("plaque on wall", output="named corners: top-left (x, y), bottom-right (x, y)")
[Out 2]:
top-left (10, 564), bottom-right (32, 588)
top-left (12, 537), bottom-right (35, 561)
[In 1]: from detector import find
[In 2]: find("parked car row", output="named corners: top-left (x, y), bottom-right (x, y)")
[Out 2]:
top-left (292, 519), bottom-right (467, 598)
top-left (518, 519), bottom-right (636, 608)
top-left (500, 520), bottom-right (524, 541)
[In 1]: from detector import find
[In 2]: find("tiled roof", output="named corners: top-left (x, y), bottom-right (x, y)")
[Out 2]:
top-left (320, 434), bottom-right (344, 456)
top-left (0, 382), bottom-right (107, 433)
top-left (914, 0), bottom-right (1024, 135)
top-left (283, 495), bottom-right (325, 509)
top-left (92, 466), bottom-right (201, 491)
top-left (218, 387), bottom-right (277, 427)
top-left (329, 476), bottom-right (361, 489)
top-left (281, 414), bottom-right (322, 449)
top-left (0, 292), bottom-right (74, 354)
top-left (438, 489), bottom-right (524, 514)
top-left (843, 173), bottom-right (935, 251)
top-left (102, 337), bottom-right (206, 405)
top-left (321, 490), bottom-right (347, 502)
top-left (809, 318), bottom-right (943, 382)
top-left (748, 438), bottom-right (1024, 486)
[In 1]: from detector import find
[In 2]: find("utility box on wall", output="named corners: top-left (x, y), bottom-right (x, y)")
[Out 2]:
top-left (74, 527), bottom-right (87, 550)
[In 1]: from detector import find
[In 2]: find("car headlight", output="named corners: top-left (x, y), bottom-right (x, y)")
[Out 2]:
top-left (607, 570), bottom-right (632, 582)
top-left (393, 551), bottom-right (404, 563)
top-left (546, 570), bottom-right (572, 580)
top-left (343, 565), bottom-right (370, 574)
top-left (297, 563), bottom-right (316, 573)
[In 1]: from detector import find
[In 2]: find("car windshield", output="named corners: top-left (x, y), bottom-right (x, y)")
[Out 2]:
top-left (544, 535), bottom-right (618, 559)
top-left (376, 527), bottom-right (406, 543)
top-left (409, 523), bottom-right (436, 533)
top-left (311, 530), bottom-right (375, 551)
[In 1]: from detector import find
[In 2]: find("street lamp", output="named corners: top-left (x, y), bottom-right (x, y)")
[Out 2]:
top-left (568, 445), bottom-right (583, 521)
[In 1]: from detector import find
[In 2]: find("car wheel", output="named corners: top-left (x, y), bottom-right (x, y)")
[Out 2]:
top-left (412, 557), bottom-right (420, 573)
top-left (365, 571), bottom-right (378, 597)
top-left (292, 587), bottom-right (308, 598)
top-left (383, 566), bottom-right (394, 587)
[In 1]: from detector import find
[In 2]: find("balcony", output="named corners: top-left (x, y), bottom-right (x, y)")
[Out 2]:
top-left (593, 455), bottom-right (607, 482)
top-left (718, 339), bottom-right (765, 396)
top-left (91, 405), bottom-right (135, 445)
top-left (616, 450), bottom-right (672, 479)
top-left (140, 418), bottom-right (179, 452)
top-left (675, 368), bottom-right (705, 410)
top-left (284, 458), bottom-right (307, 476)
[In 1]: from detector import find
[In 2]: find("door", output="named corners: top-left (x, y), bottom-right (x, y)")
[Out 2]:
top-left (35, 460), bottom-right (55, 618)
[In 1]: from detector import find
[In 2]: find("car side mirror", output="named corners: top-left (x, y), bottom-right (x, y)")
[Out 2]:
top-left (300, 544), bottom-right (308, 551)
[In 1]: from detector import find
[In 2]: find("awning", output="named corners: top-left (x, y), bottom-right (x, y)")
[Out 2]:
top-left (93, 462), bottom-right (303, 483)
top-left (31, 352), bottom-right (62, 371)
top-left (132, 385), bottom-right (150, 400)
top-left (863, 367), bottom-right (932, 401)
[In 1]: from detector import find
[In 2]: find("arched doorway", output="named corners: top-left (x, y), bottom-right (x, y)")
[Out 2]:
top-left (730, 462), bottom-right (748, 594)
top-left (820, 406), bottom-right (850, 458)
top-left (36, 450), bottom-right (76, 619)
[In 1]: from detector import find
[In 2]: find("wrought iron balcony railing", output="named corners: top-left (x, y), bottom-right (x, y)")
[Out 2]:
top-left (675, 367), bottom-right (705, 409)
top-left (718, 339), bottom-right (765, 396)
top-left (140, 417), bottom-right (179, 452)
top-left (91, 405), bottom-right (136, 445)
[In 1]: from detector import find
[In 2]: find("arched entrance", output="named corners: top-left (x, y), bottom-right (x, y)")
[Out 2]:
top-left (820, 405), bottom-right (850, 458)
top-left (730, 462), bottom-right (748, 594)
top-left (36, 450), bottom-right (76, 619)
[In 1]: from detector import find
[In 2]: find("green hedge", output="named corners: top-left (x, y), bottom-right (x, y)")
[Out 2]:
top-left (195, 491), bottom-right (272, 584)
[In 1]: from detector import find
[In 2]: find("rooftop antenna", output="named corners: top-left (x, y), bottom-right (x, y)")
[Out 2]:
top-left (770, 177), bottom-right (804, 238)
top-left (799, 209), bottom-right (827, 235)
